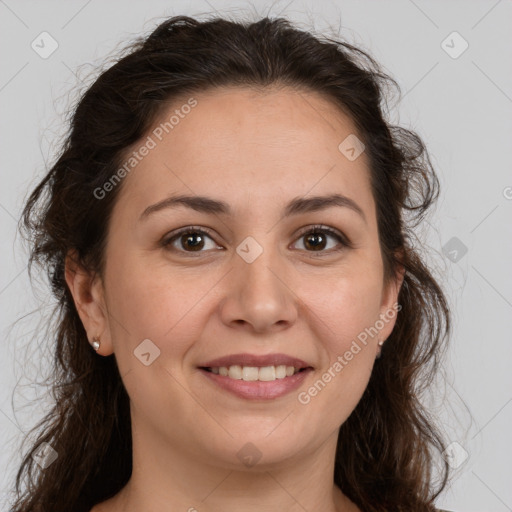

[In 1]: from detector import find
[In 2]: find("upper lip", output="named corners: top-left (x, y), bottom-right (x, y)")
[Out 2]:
top-left (199, 353), bottom-right (313, 369)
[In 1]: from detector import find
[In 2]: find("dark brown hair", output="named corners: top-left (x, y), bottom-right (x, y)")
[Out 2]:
top-left (13, 14), bottom-right (451, 512)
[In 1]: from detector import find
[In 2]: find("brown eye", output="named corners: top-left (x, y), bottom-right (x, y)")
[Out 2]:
top-left (292, 225), bottom-right (351, 254)
top-left (161, 224), bottom-right (351, 257)
top-left (162, 228), bottom-right (219, 253)
top-left (177, 232), bottom-right (206, 251)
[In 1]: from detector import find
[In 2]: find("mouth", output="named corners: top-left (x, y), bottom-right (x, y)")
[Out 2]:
top-left (199, 365), bottom-right (310, 382)
top-left (197, 353), bottom-right (314, 400)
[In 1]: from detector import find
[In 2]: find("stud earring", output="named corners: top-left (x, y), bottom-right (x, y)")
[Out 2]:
top-left (376, 338), bottom-right (385, 359)
top-left (90, 336), bottom-right (100, 352)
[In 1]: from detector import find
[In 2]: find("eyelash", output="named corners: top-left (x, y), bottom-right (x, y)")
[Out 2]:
top-left (161, 224), bottom-right (352, 256)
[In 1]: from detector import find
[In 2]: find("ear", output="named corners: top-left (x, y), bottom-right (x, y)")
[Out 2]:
top-left (377, 255), bottom-right (405, 343)
top-left (64, 250), bottom-right (113, 355)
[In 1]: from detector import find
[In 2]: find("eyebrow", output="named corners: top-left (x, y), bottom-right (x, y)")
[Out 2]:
top-left (140, 193), bottom-right (367, 223)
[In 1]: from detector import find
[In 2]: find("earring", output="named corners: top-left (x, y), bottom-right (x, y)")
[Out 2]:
top-left (376, 338), bottom-right (384, 359)
top-left (90, 336), bottom-right (101, 352)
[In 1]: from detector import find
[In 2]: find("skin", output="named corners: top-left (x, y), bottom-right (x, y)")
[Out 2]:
top-left (66, 85), bottom-right (403, 512)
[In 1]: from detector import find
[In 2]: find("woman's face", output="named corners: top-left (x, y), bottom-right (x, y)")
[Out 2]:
top-left (79, 86), bottom-right (402, 470)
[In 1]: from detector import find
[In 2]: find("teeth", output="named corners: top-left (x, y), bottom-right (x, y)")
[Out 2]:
top-left (228, 365), bottom-right (242, 379)
top-left (209, 365), bottom-right (301, 381)
top-left (242, 366), bottom-right (259, 381)
top-left (259, 366), bottom-right (276, 381)
top-left (275, 365), bottom-right (287, 379)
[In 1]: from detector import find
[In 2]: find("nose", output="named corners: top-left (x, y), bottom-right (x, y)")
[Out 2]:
top-left (218, 243), bottom-right (299, 334)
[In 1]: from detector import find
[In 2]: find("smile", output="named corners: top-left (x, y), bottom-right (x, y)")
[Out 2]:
top-left (202, 365), bottom-right (306, 381)
top-left (199, 366), bottom-right (313, 400)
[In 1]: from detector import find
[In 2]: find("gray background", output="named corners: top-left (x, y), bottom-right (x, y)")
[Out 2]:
top-left (1, 1), bottom-right (511, 511)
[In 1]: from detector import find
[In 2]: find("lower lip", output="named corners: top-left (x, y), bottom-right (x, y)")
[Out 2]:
top-left (198, 368), bottom-right (313, 400)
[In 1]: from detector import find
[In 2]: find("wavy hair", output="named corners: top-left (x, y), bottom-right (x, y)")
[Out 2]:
top-left (12, 14), bottom-right (451, 512)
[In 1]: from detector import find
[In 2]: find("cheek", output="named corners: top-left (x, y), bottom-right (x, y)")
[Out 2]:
top-left (104, 254), bottom-right (215, 423)
top-left (301, 265), bottom-right (383, 347)
top-left (104, 250), bottom-right (215, 360)
top-left (295, 269), bottom-right (382, 417)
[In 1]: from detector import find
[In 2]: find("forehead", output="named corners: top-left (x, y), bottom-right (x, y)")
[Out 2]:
top-left (114, 85), bottom-right (374, 221)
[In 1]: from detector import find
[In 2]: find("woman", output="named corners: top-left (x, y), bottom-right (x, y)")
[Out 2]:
top-left (12, 14), bottom-right (452, 512)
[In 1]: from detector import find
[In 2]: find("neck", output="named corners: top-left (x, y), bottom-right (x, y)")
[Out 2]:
top-left (105, 418), bottom-right (360, 512)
